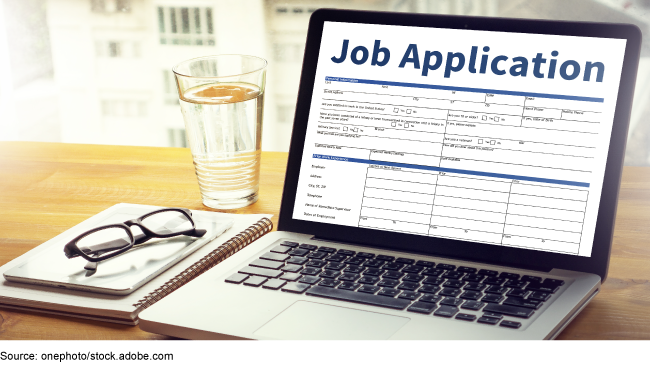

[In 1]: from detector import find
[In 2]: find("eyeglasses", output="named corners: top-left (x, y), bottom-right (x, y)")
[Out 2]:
top-left (63, 208), bottom-right (206, 270)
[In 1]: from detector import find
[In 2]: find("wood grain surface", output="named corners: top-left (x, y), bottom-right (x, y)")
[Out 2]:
top-left (0, 141), bottom-right (649, 340)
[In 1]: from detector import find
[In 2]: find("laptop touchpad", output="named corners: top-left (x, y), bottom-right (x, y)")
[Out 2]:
top-left (254, 301), bottom-right (410, 340)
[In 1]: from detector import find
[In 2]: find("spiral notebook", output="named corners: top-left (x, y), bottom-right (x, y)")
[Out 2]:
top-left (0, 203), bottom-right (273, 325)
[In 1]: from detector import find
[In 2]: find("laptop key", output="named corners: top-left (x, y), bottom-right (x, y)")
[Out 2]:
top-left (358, 276), bottom-right (380, 285)
top-left (403, 274), bottom-right (425, 283)
top-left (281, 241), bottom-right (299, 248)
top-left (250, 259), bottom-right (284, 270)
top-left (356, 252), bottom-right (375, 259)
top-left (358, 285), bottom-right (380, 294)
top-left (282, 282), bottom-right (311, 294)
top-left (529, 291), bottom-right (552, 301)
top-left (443, 279), bottom-right (464, 288)
top-left (504, 280), bottom-right (527, 289)
top-left (344, 265), bottom-right (363, 274)
top-left (418, 285), bottom-right (441, 294)
top-left (363, 259), bottom-right (384, 268)
top-left (287, 256), bottom-right (308, 265)
top-left (338, 282), bottom-right (360, 291)
top-left (306, 286), bottom-right (412, 310)
top-left (457, 266), bottom-right (478, 273)
top-left (483, 303), bottom-right (535, 318)
top-left (436, 263), bottom-right (456, 270)
top-left (339, 273), bottom-right (360, 282)
top-left (440, 297), bottom-right (463, 307)
top-left (288, 248), bottom-right (309, 257)
top-left (464, 283), bottom-right (488, 291)
top-left (485, 285), bottom-right (509, 295)
top-left (543, 279), bottom-right (565, 286)
top-left (301, 268), bottom-right (322, 276)
top-left (521, 275), bottom-right (543, 283)
top-left (507, 289), bottom-right (529, 298)
top-left (419, 294), bottom-right (443, 303)
top-left (345, 257), bottom-right (366, 265)
top-left (482, 312), bottom-right (503, 320)
top-left (408, 301), bottom-right (437, 314)
top-left (395, 258), bottom-right (415, 265)
top-left (459, 290), bottom-right (483, 301)
top-left (377, 279), bottom-right (400, 288)
top-left (270, 246), bottom-right (292, 255)
top-left (397, 282), bottom-right (420, 291)
top-left (281, 264), bottom-right (303, 273)
top-left (415, 260), bottom-right (435, 267)
top-left (440, 288), bottom-right (461, 297)
top-left (319, 270), bottom-right (341, 279)
top-left (477, 316), bottom-right (500, 325)
top-left (483, 276), bottom-right (506, 285)
top-left (325, 262), bottom-right (346, 271)
top-left (299, 275), bottom-right (321, 285)
top-left (383, 262), bottom-right (405, 271)
top-left (442, 271), bottom-right (464, 280)
top-left (482, 294), bottom-right (504, 303)
top-left (262, 279), bottom-right (286, 290)
top-left (225, 273), bottom-right (249, 284)
top-left (455, 313), bottom-right (477, 321)
top-left (261, 252), bottom-right (290, 261)
top-left (422, 277), bottom-right (445, 285)
top-left (402, 265), bottom-right (424, 274)
top-left (477, 269), bottom-right (498, 277)
top-left (364, 268), bottom-right (385, 277)
top-left (317, 246), bottom-right (337, 253)
top-left (378, 288), bottom-right (401, 297)
top-left (337, 249), bottom-right (356, 256)
top-left (500, 320), bottom-right (522, 329)
top-left (422, 268), bottom-right (444, 277)
top-left (299, 244), bottom-right (317, 251)
top-left (398, 291), bottom-right (421, 301)
top-left (499, 272), bottom-right (520, 280)
top-left (307, 251), bottom-right (328, 259)
top-left (460, 300), bottom-right (485, 311)
top-left (434, 305), bottom-right (459, 318)
top-left (318, 279), bottom-right (341, 288)
top-left (503, 297), bottom-right (543, 309)
top-left (464, 274), bottom-right (485, 282)
top-left (382, 270), bottom-right (405, 280)
top-left (244, 276), bottom-right (267, 287)
top-left (306, 259), bottom-right (326, 268)
top-left (239, 266), bottom-right (282, 278)
top-left (325, 254), bottom-right (347, 262)
top-left (376, 255), bottom-right (395, 261)
top-left (280, 273), bottom-right (302, 281)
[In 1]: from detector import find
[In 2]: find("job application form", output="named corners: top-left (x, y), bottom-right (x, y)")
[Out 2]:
top-left (293, 22), bottom-right (627, 257)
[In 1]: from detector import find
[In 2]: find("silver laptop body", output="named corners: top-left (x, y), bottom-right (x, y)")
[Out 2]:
top-left (139, 9), bottom-right (641, 340)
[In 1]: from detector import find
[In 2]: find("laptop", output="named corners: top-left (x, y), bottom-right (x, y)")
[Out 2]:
top-left (139, 9), bottom-right (641, 340)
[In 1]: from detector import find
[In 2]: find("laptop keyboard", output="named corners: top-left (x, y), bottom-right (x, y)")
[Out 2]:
top-left (225, 240), bottom-right (565, 329)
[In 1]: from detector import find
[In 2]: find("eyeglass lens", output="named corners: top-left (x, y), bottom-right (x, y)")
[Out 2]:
top-left (140, 211), bottom-right (193, 235)
top-left (76, 227), bottom-right (132, 259)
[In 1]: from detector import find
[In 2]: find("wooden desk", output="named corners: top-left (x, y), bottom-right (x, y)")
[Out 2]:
top-left (1, 141), bottom-right (649, 340)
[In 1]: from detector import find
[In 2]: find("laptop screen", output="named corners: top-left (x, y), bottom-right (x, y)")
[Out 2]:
top-left (292, 21), bottom-right (627, 258)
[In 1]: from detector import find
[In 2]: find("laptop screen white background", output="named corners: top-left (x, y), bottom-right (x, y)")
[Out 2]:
top-left (292, 21), bottom-right (627, 258)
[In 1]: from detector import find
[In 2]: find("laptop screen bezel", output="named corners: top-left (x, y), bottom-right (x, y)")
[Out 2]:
top-left (278, 9), bottom-right (641, 281)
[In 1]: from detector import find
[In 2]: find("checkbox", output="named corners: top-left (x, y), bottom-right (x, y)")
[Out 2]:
top-left (478, 139), bottom-right (483, 144)
top-left (391, 122), bottom-right (396, 127)
top-left (406, 109), bottom-right (412, 114)
top-left (404, 123), bottom-right (409, 128)
top-left (495, 116), bottom-right (500, 122)
top-left (490, 140), bottom-right (495, 145)
top-left (394, 108), bottom-right (399, 113)
top-left (343, 126), bottom-right (348, 131)
top-left (482, 115), bottom-right (487, 121)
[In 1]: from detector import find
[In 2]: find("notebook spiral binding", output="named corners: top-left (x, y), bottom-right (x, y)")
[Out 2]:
top-left (133, 217), bottom-right (273, 312)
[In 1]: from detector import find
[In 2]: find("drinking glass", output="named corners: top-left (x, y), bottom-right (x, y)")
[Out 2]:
top-left (173, 55), bottom-right (267, 209)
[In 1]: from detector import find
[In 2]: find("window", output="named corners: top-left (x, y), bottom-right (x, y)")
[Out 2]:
top-left (168, 128), bottom-right (187, 148)
top-left (95, 40), bottom-right (140, 58)
top-left (101, 100), bottom-right (147, 117)
top-left (91, 0), bottom-right (131, 13)
top-left (157, 7), bottom-right (214, 46)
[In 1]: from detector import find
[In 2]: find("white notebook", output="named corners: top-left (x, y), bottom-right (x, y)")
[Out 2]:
top-left (0, 203), bottom-right (272, 325)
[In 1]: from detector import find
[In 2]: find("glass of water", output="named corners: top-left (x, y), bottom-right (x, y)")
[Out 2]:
top-left (173, 55), bottom-right (267, 209)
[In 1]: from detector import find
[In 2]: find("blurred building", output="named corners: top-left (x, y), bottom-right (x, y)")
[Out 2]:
top-left (1, 0), bottom-right (650, 161)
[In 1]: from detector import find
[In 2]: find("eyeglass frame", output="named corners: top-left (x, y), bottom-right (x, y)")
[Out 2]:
top-left (63, 207), bottom-right (206, 262)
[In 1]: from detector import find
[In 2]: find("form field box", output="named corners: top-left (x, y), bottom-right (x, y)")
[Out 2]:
top-left (506, 204), bottom-right (585, 222)
top-left (431, 205), bottom-right (506, 223)
top-left (361, 206), bottom-right (431, 224)
top-left (506, 214), bottom-right (583, 233)
top-left (478, 139), bottom-right (483, 144)
top-left (482, 115), bottom-right (487, 121)
top-left (363, 197), bottom-right (433, 215)
top-left (343, 126), bottom-right (348, 131)
top-left (359, 216), bottom-right (429, 235)
top-left (365, 177), bottom-right (436, 195)
top-left (391, 122), bottom-right (396, 127)
top-left (504, 225), bottom-right (581, 244)
top-left (407, 109), bottom-right (412, 114)
top-left (437, 175), bottom-right (511, 192)
top-left (502, 235), bottom-right (579, 254)
top-left (510, 184), bottom-right (588, 201)
top-left (363, 187), bottom-right (435, 204)
top-left (430, 215), bottom-right (505, 234)
top-left (367, 167), bottom-right (438, 184)
top-left (393, 108), bottom-right (399, 113)
top-left (429, 226), bottom-right (503, 245)
top-left (435, 185), bottom-right (510, 203)
top-left (508, 194), bottom-right (587, 211)
top-left (490, 140), bottom-right (495, 145)
top-left (433, 195), bottom-right (507, 213)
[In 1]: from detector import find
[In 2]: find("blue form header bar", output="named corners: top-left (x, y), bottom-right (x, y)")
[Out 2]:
top-left (325, 76), bottom-right (604, 103)
top-left (313, 154), bottom-right (590, 188)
